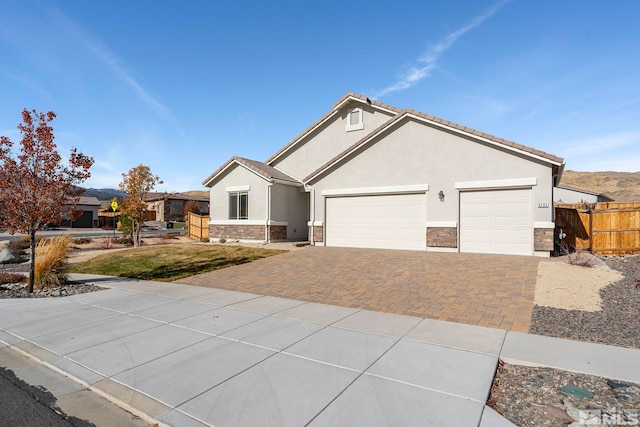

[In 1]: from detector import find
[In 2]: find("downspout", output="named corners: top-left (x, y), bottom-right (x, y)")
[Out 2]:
top-left (264, 182), bottom-right (272, 244)
top-left (309, 186), bottom-right (315, 245)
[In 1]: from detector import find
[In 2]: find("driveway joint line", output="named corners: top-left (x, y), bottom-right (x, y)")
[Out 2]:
top-left (305, 317), bottom-right (423, 425)
top-left (363, 372), bottom-right (485, 403)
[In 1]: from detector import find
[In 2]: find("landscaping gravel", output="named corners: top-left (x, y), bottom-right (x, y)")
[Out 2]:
top-left (489, 361), bottom-right (640, 426)
top-left (491, 255), bottom-right (640, 426)
top-left (530, 255), bottom-right (640, 349)
top-left (0, 260), bottom-right (104, 299)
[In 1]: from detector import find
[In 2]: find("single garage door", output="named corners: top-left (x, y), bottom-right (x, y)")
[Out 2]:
top-left (460, 189), bottom-right (532, 256)
top-left (325, 194), bottom-right (426, 250)
top-left (72, 210), bottom-right (92, 228)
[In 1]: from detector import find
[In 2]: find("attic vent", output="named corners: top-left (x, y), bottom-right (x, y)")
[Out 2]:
top-left (346, 108), bottom-right (364, 132)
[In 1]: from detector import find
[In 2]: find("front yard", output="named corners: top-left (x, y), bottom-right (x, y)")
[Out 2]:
top-left (67, 245), bottom-right (285, 282)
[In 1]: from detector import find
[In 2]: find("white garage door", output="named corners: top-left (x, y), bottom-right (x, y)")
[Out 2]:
top-left (325, 194), bottom-right (426, 251)
top-left (460, 189), bottom-right (532, 256)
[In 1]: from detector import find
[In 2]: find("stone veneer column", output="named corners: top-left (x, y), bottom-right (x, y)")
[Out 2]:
top-left (534, 228), bottom-right (554, 251)
top-left (426, 226), bottom-right (458, 248)
top-left (309, 225), bottom-right (323, 243)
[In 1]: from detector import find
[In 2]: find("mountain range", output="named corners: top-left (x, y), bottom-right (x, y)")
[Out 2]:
top-left (81, 188), bottom-right (209, 201)
top-left (559, 170), bottom-right (640, 201)
top-left (82, 172), bottom-right (639, 202)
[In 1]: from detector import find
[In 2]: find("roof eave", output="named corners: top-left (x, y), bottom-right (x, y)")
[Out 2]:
top-left (306, 112), bottom-right (565, 184)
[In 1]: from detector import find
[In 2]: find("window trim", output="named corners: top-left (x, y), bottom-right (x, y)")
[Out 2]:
top-left (346, 108), bottom-right (364, 132)
top-left (228, 191), bottom-right (248, 220)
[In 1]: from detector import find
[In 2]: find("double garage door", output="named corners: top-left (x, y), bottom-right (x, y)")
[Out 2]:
top-left (325, 189), bottom-right (533, 255)
top-left (325, 194), bottom-right (426, 251)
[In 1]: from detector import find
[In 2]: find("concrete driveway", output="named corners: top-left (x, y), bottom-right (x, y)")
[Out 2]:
top-left (179, 247), bottom-right (540, 332)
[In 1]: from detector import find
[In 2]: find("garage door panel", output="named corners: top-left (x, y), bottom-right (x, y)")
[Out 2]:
top-left (326, 194), bottom-right (426, 251)
top-left (460, 189), bottom-right (532, 256)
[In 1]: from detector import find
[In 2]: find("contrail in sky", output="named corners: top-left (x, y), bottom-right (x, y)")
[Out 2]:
top-left (373, 0), bottom-right (510, 98)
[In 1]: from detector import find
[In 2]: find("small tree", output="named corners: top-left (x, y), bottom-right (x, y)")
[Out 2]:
top-left (119, 165), bottom-right (161, 248)
top-left (0, 109), bottom-right (94, 292)
top-left (183, 200), bottom-right (200, 220)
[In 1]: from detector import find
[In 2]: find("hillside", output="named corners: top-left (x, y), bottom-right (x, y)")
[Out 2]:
top-left (182, 190), bottom-right (209, 198)
top-left (81, 188), bottom-right (126, 201)
top-left (81, 188), bottom-right (209, 200)
top-left (559, 170), bottom-right (640, 201)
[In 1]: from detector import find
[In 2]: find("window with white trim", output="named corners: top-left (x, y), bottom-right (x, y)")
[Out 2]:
top-left (346, 108), bottom-right (364, 131)
top-left (228, 192), bottom-right (248, 220)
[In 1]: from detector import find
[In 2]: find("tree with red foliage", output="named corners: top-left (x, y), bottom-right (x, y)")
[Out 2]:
top-left (0, 109), bottom-right (94, 292)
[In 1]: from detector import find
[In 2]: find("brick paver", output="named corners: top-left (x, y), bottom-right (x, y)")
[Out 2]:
top-left (178, 247), bottom-right (540, 332)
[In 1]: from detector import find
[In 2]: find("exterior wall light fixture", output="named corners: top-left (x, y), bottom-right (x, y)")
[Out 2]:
top-left (438, 190), bottom-right (445, 202)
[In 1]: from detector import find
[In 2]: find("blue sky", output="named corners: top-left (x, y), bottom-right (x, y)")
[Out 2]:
top-left (1, 0), bottom-right (639, 192)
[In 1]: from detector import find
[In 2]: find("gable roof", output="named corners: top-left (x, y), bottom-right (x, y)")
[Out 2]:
top-left (305, 109), bottom-right (565, 183)
top-left (265, 92), bottom-right (402, 165)
top-left (75, 196), bottom-right (101, 206)
top-left (202, 156), bottom-right (300, 187)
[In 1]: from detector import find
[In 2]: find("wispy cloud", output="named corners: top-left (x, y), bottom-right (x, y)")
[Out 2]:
top-left (4, 72), bottom-right (54, 103)
top-left (560, 131), bottom-right (640, 158)
top-left (49, 8), bottom-right (180, 126)
top-left (373, 0), bottom-right (510, 99)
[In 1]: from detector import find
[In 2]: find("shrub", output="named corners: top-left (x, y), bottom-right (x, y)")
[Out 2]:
top-left (567, 251), bottom-right (598, 267)
top-left (95, 237), bottom-right (113, 250)
top-left (118, 215), bottom-right (134, 237)
top-left (34, 235), bottom-right (71, 288)
top-left (157, 233), bottom-right (178, 245)
top-left (114, 236), bottom-right (133, 246)
top-left (0, 273), bottom-right (27, 285)
top-left (8, 238), bottom-right (30, 253)
top-left (218, 238), bottom-right (226, 244)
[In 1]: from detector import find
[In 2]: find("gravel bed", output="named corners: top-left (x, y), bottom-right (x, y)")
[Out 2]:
top-left (530, 255), bottom-right (640, 349)
top-left (0, 261), bottom-right (30, 274)
top-left (1, 259), bottom-right (105, 299)
top-left (0, 282), bottom-right (105, 299)
top-left (489, 362), bottom-right (640, 426)
top-left (491, 255), bottom-right (640, 426)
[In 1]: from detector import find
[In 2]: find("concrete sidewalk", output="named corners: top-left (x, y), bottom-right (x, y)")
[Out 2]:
top-left (1, 274), bottom-right (639, 427)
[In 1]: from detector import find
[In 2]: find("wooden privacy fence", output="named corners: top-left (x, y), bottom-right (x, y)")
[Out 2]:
top-left (188, 212), bottom-right (209, 241)
top-left (555, 201), bottom-right (640, 255)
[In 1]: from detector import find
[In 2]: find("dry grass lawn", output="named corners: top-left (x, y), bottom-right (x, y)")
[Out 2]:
top-left (67, 244), bottom-right (285, 282)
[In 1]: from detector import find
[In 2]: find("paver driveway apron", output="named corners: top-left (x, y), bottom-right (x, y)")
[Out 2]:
top-left (179, 247), bottom-right (540, 332)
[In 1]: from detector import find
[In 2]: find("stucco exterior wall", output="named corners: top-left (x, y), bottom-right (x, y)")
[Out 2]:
top-left (270, 184), bottom-right (309, 240)
top-left (309, 119), bottom-right (555, 226)
top-left (209, 165), bottom-right (268, 221)
top-left (271, 103), bottom-right (395, 179)
top-left (553, 187), bottom-right (599, 204)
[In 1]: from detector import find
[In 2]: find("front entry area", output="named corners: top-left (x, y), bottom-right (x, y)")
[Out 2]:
top-left (324, 193), bottom-right (426, 251)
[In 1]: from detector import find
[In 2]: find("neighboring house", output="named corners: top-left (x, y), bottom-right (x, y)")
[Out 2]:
top-left (554, 186), bottom-right (614, 204)
top-left (62, 196), bottom-right (101, 228)
top-left (203, 93), bottom-right (565, 256)
top-left (98, 200), bottom-right (120, 228)
top-left (145, 192), bottom-right (210, 222)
